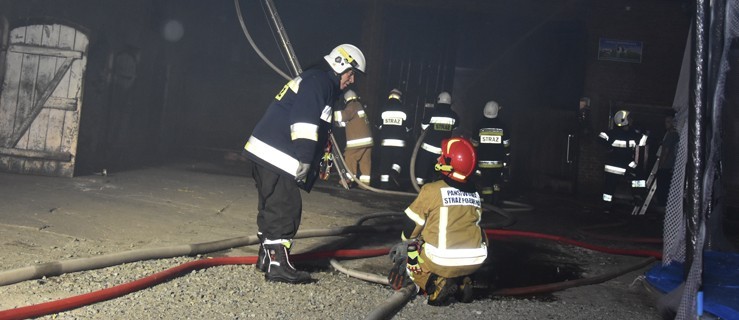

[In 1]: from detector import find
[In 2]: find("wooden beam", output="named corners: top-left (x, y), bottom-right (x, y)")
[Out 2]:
top-left (9, 44), bottom-right (83, 59)
top-left (0, 147), bottom-right (72, 162)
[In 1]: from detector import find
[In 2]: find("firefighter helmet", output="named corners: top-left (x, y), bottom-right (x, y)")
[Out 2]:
top-left (324, 44), bottom-right (366, 74)
top-left (388, 88), bottom-right (402, 101)
top-left (344, 89), bottom-right (359, 103)
top-left (437, 91), bottom-right (452, 105)
top-left (483, 100), bottom-right (500, 119)
top-left (613, 110), bottom-right (630, 127)
top-left (435, 138), bottom-right (477, 183)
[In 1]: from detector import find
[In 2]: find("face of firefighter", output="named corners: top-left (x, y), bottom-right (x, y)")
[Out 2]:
top-left (339, 70), bottom-right (355, 90)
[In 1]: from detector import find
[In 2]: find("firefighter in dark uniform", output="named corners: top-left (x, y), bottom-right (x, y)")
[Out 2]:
top-left (387, 137), bottom-right (488, 306)
top-left (243, 44), bottom-right (366, 283)
top-left (378, 89), bottom-right (411, 189)
top-left (414, 91), bottom-right (459, 186)
top-left (598, 110), bottom-right (648, 212)
top-left (333, 89), bottom-right (373, 187)
top-left (472, 100), bottom-right (510, 205)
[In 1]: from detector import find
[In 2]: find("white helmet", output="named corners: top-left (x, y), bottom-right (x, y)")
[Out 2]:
top-left (344, 89), bottom-right (359, 103)
top-left (324, 44), bottom-right (366, 74)
top-left (483, 100), bottom-right (500, 119)
top-left (388, 88), bottom-right (402, 101)
top-left (437, 91), bottom-right (452, 105)
top-left (613, 110), bottom-right (630, 127)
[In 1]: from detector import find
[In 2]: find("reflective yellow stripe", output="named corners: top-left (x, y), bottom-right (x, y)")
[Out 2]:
top-left (478, 161), bottom-right (503, 168)
top-left (604, 165), bottom-right (626, 175)
top-left (423, 242), bottom-right (488, 267)
top-left (404, 207), bottom-right (425, 226)
top-left (612, 140), bottom-right (628, 148)
top-left (338, 47), bottom-right (355, 64)
top-left (290, 122), bottom-right (318, 141)
top-left (382, 111), bottom-right (407, 120)
top-left (639, 135), bottom-right (648, 146)
top-left (275, 77), bottom-right (301, 101)
top-left (421, 143), bottom-right (442, 154)
top-left (346, 137), bottom-right (373, 148)
top-left (451, 172), bottom-right (467, 181)
top-left (244, 136), bottom-right (299, 176)
top-left (381, 139), bottom-right (406, 147)
top-left (439, 207), bottom-right (448, 249)
top-left (429, 116), bottom-right (455, 125)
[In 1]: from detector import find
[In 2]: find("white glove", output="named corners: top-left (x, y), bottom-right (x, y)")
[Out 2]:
top-left (295, 162), bottom-right (311, 182)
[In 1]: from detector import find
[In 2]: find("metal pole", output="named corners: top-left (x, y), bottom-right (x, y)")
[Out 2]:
top-left (263, 0), bottom-right (302, 75)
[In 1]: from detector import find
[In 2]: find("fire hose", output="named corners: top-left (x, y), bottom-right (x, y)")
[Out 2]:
top-left (0, 213), bottom-right (662, 320)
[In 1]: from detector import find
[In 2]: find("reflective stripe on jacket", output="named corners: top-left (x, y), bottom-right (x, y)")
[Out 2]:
top-left (404, 180), bottom-right (487, 270)
top-left (244, 69), bottom-right (338, 186)
top-left (335, 99), bottom-right (373, 149)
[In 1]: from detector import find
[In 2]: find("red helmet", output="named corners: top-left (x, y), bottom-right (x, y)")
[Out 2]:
top-left (435, 138), bottom-right (477, 182)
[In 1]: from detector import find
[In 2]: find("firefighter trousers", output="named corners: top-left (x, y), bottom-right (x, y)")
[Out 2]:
top-left (344, 146), bottom-right (372, 182)
top-left (252, 162), bottom-right (302, 240)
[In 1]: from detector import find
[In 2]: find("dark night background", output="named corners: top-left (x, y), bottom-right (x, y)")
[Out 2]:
top-left (1, 0), bottom-right (737, 203)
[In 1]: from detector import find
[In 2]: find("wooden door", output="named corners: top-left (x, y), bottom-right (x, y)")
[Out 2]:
top-left (0, 24), bottom-right (88, 177)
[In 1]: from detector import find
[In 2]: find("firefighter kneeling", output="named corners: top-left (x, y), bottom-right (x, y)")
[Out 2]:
top-left (388, 137), bottom-right (488, 306)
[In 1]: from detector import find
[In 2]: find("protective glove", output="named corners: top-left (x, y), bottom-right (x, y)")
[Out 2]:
top-left (387, 257), bottom-right (410, 290)
top-left (295, 162), bottom-right (311, 182)
top-left (406, 242), bottom-right (423, 275)
top-left (388, 241), bottom-right (410, 264)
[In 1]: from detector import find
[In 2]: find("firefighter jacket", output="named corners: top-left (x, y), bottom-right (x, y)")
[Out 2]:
top-left (333, 99), bottom-right (373, 149)
top-left (421, 103), bottom-right (459, 155)
top-left (404, 179), bottom-right (488, 278)
top-left (598, 127), bottom-right (648, 175)
top-left (243, 69), bottom-right (339, 191)
top-left (474, 117), bottom-right (510, 169)
top-left (378, 97), bottom-right (411, 148)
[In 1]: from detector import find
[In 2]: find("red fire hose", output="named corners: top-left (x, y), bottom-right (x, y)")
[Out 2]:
top-left (0, 229), bottom-right (662, 320)
top-left (0, 249), bottom-right (388, 320)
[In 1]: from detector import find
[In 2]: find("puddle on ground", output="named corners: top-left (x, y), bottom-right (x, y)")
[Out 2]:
top-left (472, 239), bottom-right (584, 301)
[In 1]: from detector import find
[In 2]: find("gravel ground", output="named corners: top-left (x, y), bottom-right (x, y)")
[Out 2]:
top-left (0, 163), bottom-right (664, 319)
top-left (0, 243), bottom-right (662, 320)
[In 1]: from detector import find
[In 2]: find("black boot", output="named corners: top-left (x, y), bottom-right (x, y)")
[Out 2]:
top-left (255, 233), bottom-right (267, 272)
top-left (264, 241), bottom-right (312, 284)
top-left (426, 273), bottom-right (457, 306)
top-left (455, 276), bottom-right (474, 303)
